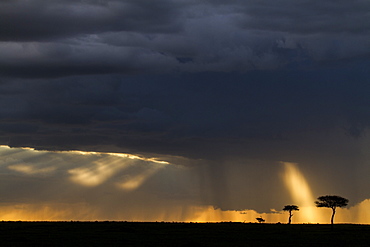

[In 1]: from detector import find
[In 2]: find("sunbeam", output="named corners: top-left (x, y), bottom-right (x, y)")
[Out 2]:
top-left (117, 163), bottom-right (166, 191)
top-left (282, 162), bottom-right (316, 222)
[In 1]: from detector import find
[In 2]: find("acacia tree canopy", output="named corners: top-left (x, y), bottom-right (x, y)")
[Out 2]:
top-left (315, 195), bottom-right (349, 209)
top-left (283, 205), bottom-right (299, 211)
top-left (315, 195), bottom-right (349, 225)
top-left (282, 205), bottom-right (299, 224)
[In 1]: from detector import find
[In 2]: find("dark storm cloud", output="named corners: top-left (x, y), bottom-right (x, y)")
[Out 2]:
top-left (0, 0), bottom-right (182, 41)
top-left (1, 0), bottom-right (370, 212)
top-left (1, 0), bottom-right (369, 78)
top-left (236, 0), bottom-right (370, 34)
top-left (2, 68), bottom-right (370, 210)
top-left (1, 63), bottom-right (370, 160)
top-left (3, 0), bottom-right (368, 41)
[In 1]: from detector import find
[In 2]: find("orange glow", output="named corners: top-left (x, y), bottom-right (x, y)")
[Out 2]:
top-left (1, 200), bottom-right (370, 223)
top-left (355, 199), bottom-right (370, 223)
top-left (282, 162), bottom-right (316, 222)
top-left (0, 203), bottom-right (100, 221)
top-left (1, 145), bottom-right (370, 223)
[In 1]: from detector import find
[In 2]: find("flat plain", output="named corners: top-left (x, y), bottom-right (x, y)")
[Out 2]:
top-left (1, 221), bottom-right (370, 246)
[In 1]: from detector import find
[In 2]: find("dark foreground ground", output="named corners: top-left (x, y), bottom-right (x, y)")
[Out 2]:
top-left (1, 221), bottom-right (370, 246)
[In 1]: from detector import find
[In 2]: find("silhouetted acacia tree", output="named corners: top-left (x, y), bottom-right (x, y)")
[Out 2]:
top-left (315, 195), bottom-right (349, 225)
top-left (282, 205), bottom-right (299, 224)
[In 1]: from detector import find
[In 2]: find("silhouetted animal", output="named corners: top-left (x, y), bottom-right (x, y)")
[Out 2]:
top-left (256, 217), bottom-right (265, 223)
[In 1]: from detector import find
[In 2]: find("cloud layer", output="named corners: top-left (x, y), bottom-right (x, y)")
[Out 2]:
top-left (1, 0), bottom-right (370, 214)
top-left (1, 0), bottom-right (369, 77)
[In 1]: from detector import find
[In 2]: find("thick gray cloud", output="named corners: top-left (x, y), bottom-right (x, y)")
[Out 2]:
top-left (0, 0), bottom-right (182, 41)
top-left (1, 67), bottom-right (370, 159)
top-left (1, 0), bottom-right (369, 78)
top-left (3, 0), bottom-right (368, 41)
top-left (236, 0), bottom-right (370, 34)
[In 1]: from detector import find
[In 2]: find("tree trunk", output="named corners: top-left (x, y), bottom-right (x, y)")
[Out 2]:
top-left (288, 211), bottom-right (292, 224)
top-left (331, 208), bottom-right (336, 225)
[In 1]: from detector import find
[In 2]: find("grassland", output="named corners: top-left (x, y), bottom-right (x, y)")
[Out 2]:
top-left (1, 221), bottom-right (370, 246)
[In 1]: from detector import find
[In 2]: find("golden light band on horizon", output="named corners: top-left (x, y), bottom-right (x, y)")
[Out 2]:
top-left (1, 145), bottom-right (370, 224)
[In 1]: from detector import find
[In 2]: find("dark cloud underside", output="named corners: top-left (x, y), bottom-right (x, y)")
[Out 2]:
top-left (1, 67), bottom-right (370, 160)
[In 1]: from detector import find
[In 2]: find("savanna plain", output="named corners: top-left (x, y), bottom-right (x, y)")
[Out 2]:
top-left (1, 221), bottom-right (370, 246)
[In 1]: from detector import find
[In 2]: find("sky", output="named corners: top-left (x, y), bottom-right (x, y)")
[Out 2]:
top-left (1, 0), bottom-right (370, 223)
